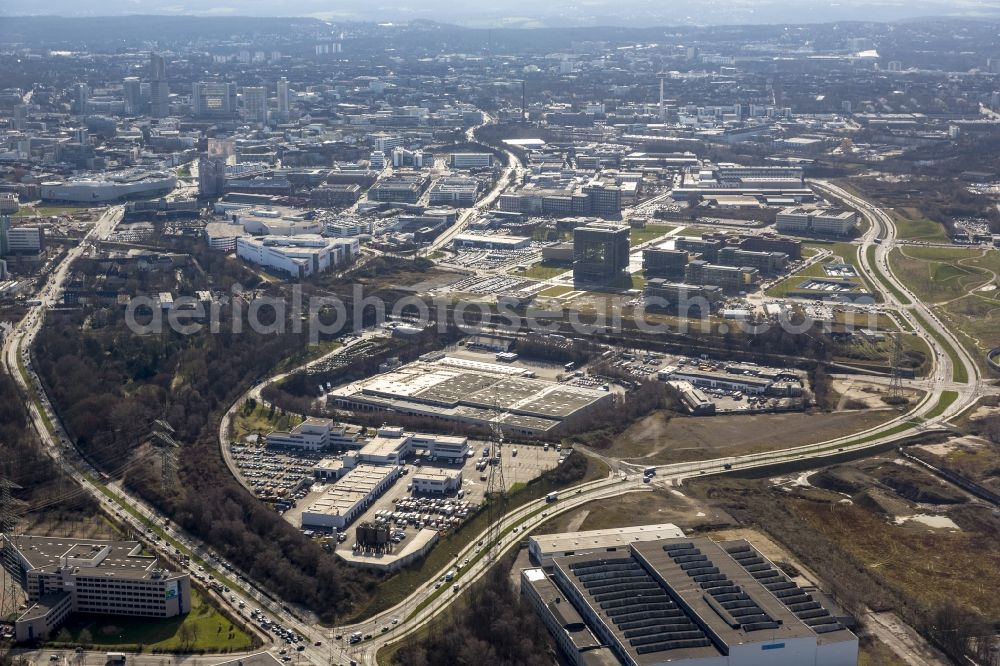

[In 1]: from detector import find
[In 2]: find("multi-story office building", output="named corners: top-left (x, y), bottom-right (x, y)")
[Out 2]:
top-left (776, 208), bottom-right (857, 237)
top-left (643, 279), bottom-right (723, 313)
top-left (198, 155), bottom-right (227, 198)
top-left (643, 248), bottom-right (689, 280)
top-left (241, 86), bottom-right (268, 123)
top-left (675, 237), bottom-right (724, 262)
top-left (310, 184), bottom-right (362, 207)
top-left (149, 53), bottom-right (170, 118)
top-left (267, 417), bottom-right (341, 450)
top-left (235, 234), bottom-right (357, 279)
top-left (717, 246), bottom-right (788, 276)
top-left (411, 469), bottom-right (463, 494)
top-left (191, 81), bottom-right (238, 119)
top-left (368, 173), bottom-right (428, 204)
top-left (582, 182), bottom-right (622, 218)
top-left (428, 176), bottom-right (479, 207)
top-left (499, 189), bottom-right (590, 217)
top-left (74, 83), bottom-right (89, 115)
top-left (685, 260), bottom-right (758, 293)
top-left (276, 77), bottom-right (290, 120)
top-left (122, 77), bottom-right (142, 115)
top-left (6, 535), bottom-right (191, 642)
top-left (739, 234), bottom-right (802, 260)
top-left (368, 132), bottom-right (404, 154)
top-left (573, 222), bottom-right (630, 284)
top-left (1, 218), bottom-right (45, 255)
top-left (0, 194), bottom-right (18, 215)
top-left (449, 153), bottom-right (493, 168)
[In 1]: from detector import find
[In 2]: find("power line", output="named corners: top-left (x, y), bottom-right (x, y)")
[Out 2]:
top-left (484, 398), bottom-right (507, 565)
top-left (889, 330), bottom-right (904, 401)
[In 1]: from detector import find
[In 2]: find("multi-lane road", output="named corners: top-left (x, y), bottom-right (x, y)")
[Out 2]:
top-left (2, 180), bottom-right (989, 666)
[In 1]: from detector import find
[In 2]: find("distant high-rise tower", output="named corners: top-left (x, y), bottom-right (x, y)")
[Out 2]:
top-left (0, 216), bottom-right (11, 256)
top-left (123, 77), bottom-right (142, 115)
top-left (149, 53), bottom-right (170, 118)
top-left (12, 105), bottom-right (27, 131)
top-left (276, 77), bottom-right (290, 120)
top-left (659, 76), bottom-right (666, 122)
top-left (241, 86), bottom-right (268, 124)
top-left (150, 53), bottom-right (166, 80)
top-left (74, 83), bottom-right (89, 115)
top-left (192, 82), bottom-right (238, 119)
top-left (198, 154), bottom-right (227, 198)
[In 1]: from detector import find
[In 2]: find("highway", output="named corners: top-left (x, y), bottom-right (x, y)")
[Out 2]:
top-left (2, 180), bottom-right (990, 666)
top-left (420, 114), bottom-right (527, 256)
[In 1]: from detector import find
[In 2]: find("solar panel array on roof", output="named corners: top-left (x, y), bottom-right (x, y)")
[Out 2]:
top-left (568, 557), bottom-right (714, 656)
top-left (663, 542), bottom-right (782, 632)
top-left (723, 542), bottom-right (846, 635)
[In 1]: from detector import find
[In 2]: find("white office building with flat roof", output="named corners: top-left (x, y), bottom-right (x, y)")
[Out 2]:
top-left (236, 234), bottom-right (358, 279)
top-left (266, 418), bottom-right (354, 450)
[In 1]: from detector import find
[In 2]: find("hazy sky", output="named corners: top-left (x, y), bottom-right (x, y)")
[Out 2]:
top-left (4, 0), bottom-right (1000, 26)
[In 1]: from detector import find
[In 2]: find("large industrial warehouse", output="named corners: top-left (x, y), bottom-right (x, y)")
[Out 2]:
top-left (522, 536), bottom-right (858, 666)
top-left (329, 356), bottom-right (613, 436)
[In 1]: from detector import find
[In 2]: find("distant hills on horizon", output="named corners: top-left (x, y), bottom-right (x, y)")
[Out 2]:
top-left (2, 10), bottom-right (1000, 50)
top-left (3, 0), bottom-right (1000, 29)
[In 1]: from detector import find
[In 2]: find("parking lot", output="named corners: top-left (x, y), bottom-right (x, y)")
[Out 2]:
top-left (229, 443), bottom-right (324, 505)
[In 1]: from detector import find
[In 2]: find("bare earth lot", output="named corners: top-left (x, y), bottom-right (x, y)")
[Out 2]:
top-left (610, 409), bottom-right (899, 463)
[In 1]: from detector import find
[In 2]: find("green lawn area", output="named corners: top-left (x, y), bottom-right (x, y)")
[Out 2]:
top-left (537, 285), bottom-right (574, 297)
top-left (889, 246), bottom-right (996, 303)
top-left (511, 262), bottom-right (571, 280)
top-left (911, 310), bottom-right (969, 384)
top-left (765, 255), bottom-right (863, 298)
top-left (51, 589), bottom-right (253, 653)
top-left (12, 205), bottom-right (88, 218)
top-left (629, 224), bottom-right (677, 247)
top-left (231, 402), bottom-right (302, 442)
top-left (926, 390), bottom-right (959, 419)
top-left (891, 208), bottom-right (949, 243)
top-left (766, 242), bottom-right (875, 298)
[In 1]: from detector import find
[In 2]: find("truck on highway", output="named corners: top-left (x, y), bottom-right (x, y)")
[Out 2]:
top-left (545, 492), bottom-right (559, 502)
top-left (644, 466), bottom-right (656, 477)
top-left (106, 654), bottom-right (126, 664)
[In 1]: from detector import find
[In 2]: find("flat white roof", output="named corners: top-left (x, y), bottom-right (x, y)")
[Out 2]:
top-left (530, 523), bottom-right (685, 554)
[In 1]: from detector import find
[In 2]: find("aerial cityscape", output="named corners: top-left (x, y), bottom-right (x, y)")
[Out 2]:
top-left (1, 6), bottom-right (1000, 666)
